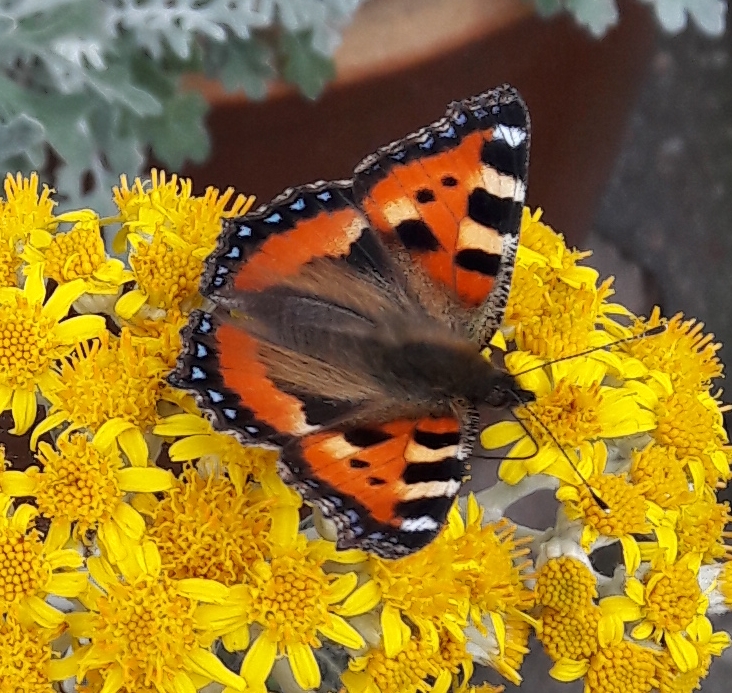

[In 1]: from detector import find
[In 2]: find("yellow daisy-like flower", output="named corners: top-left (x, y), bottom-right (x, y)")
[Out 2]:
top-left (0, 612), bottom-right (74, 691)
top-left (197, 505), bottom-right (366, 691)
top-left (0, 495), bottom-right (87, 628)
top-left (629, 442), bottom-right (695, 509)
top-left (22, 210), bottom-right (133, 294)
top-left (675, 497), bottom-right (732, 563)
top-left (556, 442), bottom-right (658, 570)
top-left (112, 170), bottom-right (254, 319)
top-left (66, 541), bottom-right (246, 693)
top-left (623, 307), bottom-right (723, 394)
top-left (503, 208), bottom-right (625, 359)
top-left (657, 616), bottom-right (731, 693)
top-left (342, 627), bottom-right (471, 693)
top-left (482, 355), bottom-right (656, 486)
top-left (154, 412), bottom-right (281, 491)
top-left (33, 328), bottom-right (180, 465)
top-left (112, 169), bottom-right (254, 251)
top-left (125, 308), bottom-right (188, 369)
top-left (652, 387), bottom-right (731, 489)
top-left (625, 553), bottom-right (708, 671)
top-left (0, 263), bottom-right (105, 434)
top-left (138, 464), bottom-right (279, 584)
top-left (1, 421), bottom-right (173, 551)
top-left (534, 555), bottom-right (598, 613)
top-left (447, 495), bottom-right (534, 627)
top-left (584, 640), bottom-right (660, 693)
top-left (347, 532), bottom-right (470, 658)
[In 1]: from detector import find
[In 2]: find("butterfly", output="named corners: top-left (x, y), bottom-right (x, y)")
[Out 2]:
top-left (169, 84), bottom-right (536, 559)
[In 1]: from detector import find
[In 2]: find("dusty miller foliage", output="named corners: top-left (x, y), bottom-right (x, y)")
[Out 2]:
top-left (0, 0), bottom-right (361, 212)
top-left (0, 0), bottom-right (726, 213)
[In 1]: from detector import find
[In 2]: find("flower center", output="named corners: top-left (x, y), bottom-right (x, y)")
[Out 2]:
top-left (586, 642), bottom-right (659, 693)
top-left (534, 557), bottom-right (597, 613)
top-left (253, 555), bottom-right (332, 648)
top-left (0, 526), bottom-right (48, 608)
top-left (630, 443), bottom-right (692, 508)
top-left (520, 382), bottom-right (604, 449)
top-left (44, 224), bottom-right (106, 282)
top-left (49, 331), bottom-right (165, 432)
top-left (676, 500), bottom-right (732, 563)
top-left (148, 467), bottom-right (272, 585)
top-left (572, 474), bottom-right (649, 538)
top-left (0, 296), bottom-right (58, 390)
top-left (93, 575), bottom-right (197, 686)
top-left (130, 235), bottom-right (203, 311)
top-left (644, 565), bottom-right (701, 633)
top-left (0, 237), bottom-right (21, 288)
top-left (34, 434), bottom-right (123, 536)
top-left (360, 637), bottom-right (440, 693)
top-left (538, 605), bottom-right (600, 661)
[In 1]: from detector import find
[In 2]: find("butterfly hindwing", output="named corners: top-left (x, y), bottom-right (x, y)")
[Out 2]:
top-left (354, 84), bottom-right (529, 344)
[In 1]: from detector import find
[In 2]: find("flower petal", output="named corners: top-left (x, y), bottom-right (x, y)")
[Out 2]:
top-left (54, 314), bottom-right (106, 344)
top-left (46, 571), bottom-right (88, 597)
top-left (10, 388), bottom-right (37, 435)
top-left (42, 278), bottom-right (86, 319)
top-left (318, 614), bottom-right (365, 650)
top-left (480, 421), bottom-right (525, 450)
top-left (117, 466), bottom-right (174, 492)
top-left (287, 642), bottom-right (320, 691)
top-left (242, 631), bottom-right (277, 687)
top-left (337, 579), bottom-right (381, 617)
top-left (1, 469), bottom-right (38, 496)
top-left (549, 657), bottom-right (590, 682)
top-left (115, 289), bottom-right (148, 320)
top-left (185, 647), bottom-right (246, 690)
top-left (178, 578), bottom-right (230, 604)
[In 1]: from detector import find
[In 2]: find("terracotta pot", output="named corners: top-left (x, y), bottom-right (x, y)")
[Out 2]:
top-left (181, 0), bottom-right (656, 247)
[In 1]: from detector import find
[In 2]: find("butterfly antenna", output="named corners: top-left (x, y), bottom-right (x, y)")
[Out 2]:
top-left (507, 389), bottom-right (609, 511)
top-left (513, 324), bottom-right (666, 377)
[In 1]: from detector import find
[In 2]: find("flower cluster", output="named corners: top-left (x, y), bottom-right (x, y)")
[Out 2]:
top-left (0, 173), bottom-right (728, 693)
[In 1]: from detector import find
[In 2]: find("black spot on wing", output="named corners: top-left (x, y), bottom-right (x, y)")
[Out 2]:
top-left (415, 188), bottom-right (436, 203)
top-left (395, 219), bottom-right (442, 251)
top-left (403, 459), bottom-right (462, 484)
top-left (480, 139), bottom-right (528, 180)
top-left (467, 188), bottom-right (523, 236)
top-left (368, 477), bottom-right (387, 487)
top-left (455, 249), bottom-right (502, 276)
top-left (298, 394), bottom-right (357, 427)
top-left (350, 459), bottom-right (370, 469)
top-left (344, 427), bottom-right (394, 448)
top-left (413, 428), bottom-right (461, 449)
top-left (441, 175), bottom-right (458, 187)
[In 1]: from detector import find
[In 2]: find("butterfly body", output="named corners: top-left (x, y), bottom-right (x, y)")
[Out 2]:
top-left (171, 85), bottom-right (532, 558)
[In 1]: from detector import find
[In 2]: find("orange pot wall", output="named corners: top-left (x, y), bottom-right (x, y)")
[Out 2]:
top-left (181, 0), bottom-right (655, 247)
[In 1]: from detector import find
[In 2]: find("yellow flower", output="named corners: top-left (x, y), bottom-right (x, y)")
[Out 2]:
top-left (0, 612), bottom-right (74, 691)
top-left (625, 553), bottom-right (707, 671)
top-left (657, 615), bottom-right (730, 693)
top-left (0, 263), bottom-right (105, 434)
top-left (652, 388), bottom-right (731, 489)
top-left (342, 628), bottom-right (471, 693)
top-left (196, 506), bottom-right (366, 691)
top-left (66, 541), bottom-right (246, 692)
top-left (1, 422), bottom-right (173, 552)
top-left (629, 442), bottom-right (695, 509)
top-left (154, 412), bottom-right (281, 491)
top-left (125, 308), bottom-right (188, 369)
top-left (0, 495), bottom-right (86, 628)
top-left (139, 465), bottom-right (279, 585)
top-left (556, 442), bottom-right (656, 571)
top-left (32, 328), bottom-right (180, 465)
top-left (623, 307), bottom-right (723, 394)
top-left (482, 356), bottom-right (655, 486)
top-left (503, 208), bottom-right (625, 359)
top-left (112, 170), bottom-right (254, 319)
top-left (675, 497), bottom-right (732, 563)
top-left (583, 640), bottom-right (660, 693)
top-left (539, 604), bottom-right (601, 663)
top-left (534, 556), bottom-right (598, 613)
top-left (446, 495), bottom-right (534, 627)
top-left (22, 210), bottom-right (133, 293)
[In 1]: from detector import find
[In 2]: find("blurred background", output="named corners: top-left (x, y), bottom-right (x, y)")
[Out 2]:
top-left (1, 0), bottom-right (730, 689)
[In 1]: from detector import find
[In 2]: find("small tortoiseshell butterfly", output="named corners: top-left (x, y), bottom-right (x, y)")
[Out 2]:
top-left (170, 84), bottom-right (535, 558)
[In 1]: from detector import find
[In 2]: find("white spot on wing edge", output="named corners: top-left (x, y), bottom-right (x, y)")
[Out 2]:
top-left (400, 516), bottom-right (440, 532)
top-left (493, 124), bottom-right (527, 148)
